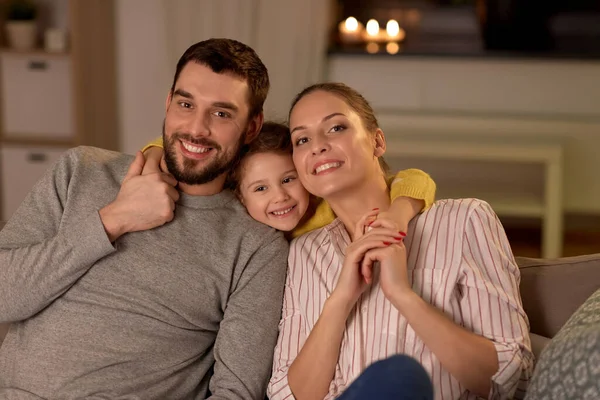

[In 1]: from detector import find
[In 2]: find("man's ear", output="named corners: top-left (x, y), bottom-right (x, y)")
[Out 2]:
top-left (374, 128), bottom-right (387, 157)
top-left (165, 91), bottom-right (173, 112)
top-left (244, 112), bottom-right (264, 144)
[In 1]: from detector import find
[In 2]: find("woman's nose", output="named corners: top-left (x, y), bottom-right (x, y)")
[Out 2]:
top-left (311, 136), bottom-right (330, 155)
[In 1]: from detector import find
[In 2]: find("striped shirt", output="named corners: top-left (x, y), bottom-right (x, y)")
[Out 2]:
top-left (267, 199), bottom-right (534, 400)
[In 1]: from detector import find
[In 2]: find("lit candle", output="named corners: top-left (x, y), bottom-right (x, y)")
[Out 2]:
top-left (338, 16), bottom-right (363, 44)
top-left (362, 19), bottom-right (387, 42)
top-left (386, 19), bottom-right (406, 42)
top-left (366, 19), bottom-right (379, 38)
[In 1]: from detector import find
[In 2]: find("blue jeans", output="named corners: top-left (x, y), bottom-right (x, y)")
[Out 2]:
top-left (337, 355), bottom-right (433, 400)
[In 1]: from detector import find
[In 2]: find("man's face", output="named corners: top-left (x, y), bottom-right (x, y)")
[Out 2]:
top-left (163, 62), bottom-right (252, 186)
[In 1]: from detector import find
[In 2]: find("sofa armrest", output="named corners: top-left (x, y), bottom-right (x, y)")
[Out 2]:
top-left (517, 253), bottom-right (600, 338)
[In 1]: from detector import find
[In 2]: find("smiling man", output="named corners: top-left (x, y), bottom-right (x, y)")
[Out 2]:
top-left (0, 39), bottom-right (289, 399)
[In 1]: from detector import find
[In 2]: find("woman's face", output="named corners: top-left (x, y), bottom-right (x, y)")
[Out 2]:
top-left (289, 90), bottom-right (384, 199)
top-left (238, 152), bottom-right (310, 232)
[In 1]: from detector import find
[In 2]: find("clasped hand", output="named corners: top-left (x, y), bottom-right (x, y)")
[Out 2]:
top-left (333, 209), bottom-right (413, 308)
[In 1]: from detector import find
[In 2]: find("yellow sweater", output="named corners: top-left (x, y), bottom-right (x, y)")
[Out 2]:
top-left (142, 138), bottom-right (436, 238)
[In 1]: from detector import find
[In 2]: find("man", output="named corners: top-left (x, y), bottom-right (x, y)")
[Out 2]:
top-left (0, 39), bottom-right (289, 399)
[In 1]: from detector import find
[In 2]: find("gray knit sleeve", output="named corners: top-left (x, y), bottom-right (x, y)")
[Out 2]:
top-left (0, 147), bottom-right (116, 323)
top-left (208, 230), bottom-right (289, 400)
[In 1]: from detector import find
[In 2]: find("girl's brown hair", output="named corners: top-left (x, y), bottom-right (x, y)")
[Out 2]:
top-left (228, 121), bottom-right (292, 198)
top-left (289, 82), bottom-right (390, 173)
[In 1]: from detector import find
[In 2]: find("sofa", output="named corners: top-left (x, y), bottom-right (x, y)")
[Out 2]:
top-left (1, 219), bottom-right (599, 398)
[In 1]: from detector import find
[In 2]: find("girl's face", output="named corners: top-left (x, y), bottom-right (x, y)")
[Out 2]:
top-left (239, 152), bottom-right (310, 232)
top-left (289, 90), bottom-right (385, 200)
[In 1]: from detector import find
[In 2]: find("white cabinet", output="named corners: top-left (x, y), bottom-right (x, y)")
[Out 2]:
top-left (0, 53), bottom-right (74, 140)
top-left (1, 145), bottom-right (68, 220)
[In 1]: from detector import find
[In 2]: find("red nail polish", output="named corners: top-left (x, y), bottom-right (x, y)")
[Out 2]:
top-left (394, 236), bottom-right (403, 240)
top-left (398, 231), bottom-right (406, 237)
top-left (373, 208), bottom-right (379, 211)
top-left (383, 241), bottom-right (390, 245)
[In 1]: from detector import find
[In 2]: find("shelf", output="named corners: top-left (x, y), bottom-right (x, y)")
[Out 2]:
top-left (0, 48), bottom-right (70, 58)
top-left (438, 188), bottom-right (544, 218)
top-left (0, 136), bottom-right (75, 148)
top-left (386, 138), bottom-right (563, 164)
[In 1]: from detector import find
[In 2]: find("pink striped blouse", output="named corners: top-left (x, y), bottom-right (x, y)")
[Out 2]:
top-left (267, 199), bottom-right (534, 400)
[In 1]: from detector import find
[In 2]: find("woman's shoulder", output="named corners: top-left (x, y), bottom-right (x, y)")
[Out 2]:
top-left (289, 219), bottom-right (344, 252)
top-left (426, 198), bottom-right (496, 220)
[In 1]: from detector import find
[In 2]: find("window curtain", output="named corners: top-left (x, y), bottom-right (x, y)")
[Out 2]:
top-left (162, 0), bottom-right (332, 120)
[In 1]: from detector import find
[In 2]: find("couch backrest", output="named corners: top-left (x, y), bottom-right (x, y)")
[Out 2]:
top-left (517, 254), bottom-right (600, 338)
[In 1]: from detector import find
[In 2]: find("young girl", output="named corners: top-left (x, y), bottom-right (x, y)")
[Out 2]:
top-left (142, 122), bottom-right (436, 237)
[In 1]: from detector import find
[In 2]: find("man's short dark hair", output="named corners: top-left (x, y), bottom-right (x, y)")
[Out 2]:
top-left (170, 38), bottom-right (270, 120)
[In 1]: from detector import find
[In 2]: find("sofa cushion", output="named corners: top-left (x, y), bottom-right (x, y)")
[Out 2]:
top-left (525, 288), bottom-right (600, 400)
top-left (517, 254), bottom-right (600, 338)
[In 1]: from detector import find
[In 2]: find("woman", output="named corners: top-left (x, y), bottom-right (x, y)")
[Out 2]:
top-left (267, 83), bottom-right (534, 400)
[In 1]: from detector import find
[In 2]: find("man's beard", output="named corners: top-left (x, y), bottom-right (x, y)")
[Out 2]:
top-left (163, 124), bottom-right (245, 186)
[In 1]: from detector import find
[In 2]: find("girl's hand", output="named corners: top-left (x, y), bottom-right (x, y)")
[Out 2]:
top-left (142, 146), bottom-right (166, 175)
top-left (367, 210), bottom-right (408, 240)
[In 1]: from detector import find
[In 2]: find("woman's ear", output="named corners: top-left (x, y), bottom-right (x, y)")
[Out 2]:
top-left (374, 128), bottom-right (387, 157)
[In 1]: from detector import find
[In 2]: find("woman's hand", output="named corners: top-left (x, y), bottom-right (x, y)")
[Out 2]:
top-left (142, 146), bottom-right (167, 175)
top-left (360, 241), bottom-right (413, 306)
top-left (333, 211), bottom-right (404, 308)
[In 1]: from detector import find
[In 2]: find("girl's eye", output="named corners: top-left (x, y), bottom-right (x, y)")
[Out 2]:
top-left (254, 186), bottom-right (267, 192)
top-left (282, 176), bottom-right (296, 184)
top-left (330, 124), bottom-right (346, 132)
top-left (295, 137), bottom-right (308, 146)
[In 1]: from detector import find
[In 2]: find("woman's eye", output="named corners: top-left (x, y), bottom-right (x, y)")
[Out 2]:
top-left (330, 124), bottom-right (346, 132)
top-left (295, 137), bottom-right (308, 146)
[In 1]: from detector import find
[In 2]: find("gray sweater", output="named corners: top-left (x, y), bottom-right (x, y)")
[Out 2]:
top-left (0, 146), bottom-right (289, 399)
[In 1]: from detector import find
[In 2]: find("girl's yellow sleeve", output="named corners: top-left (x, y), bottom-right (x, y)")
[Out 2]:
top-left (290, 168), bottom-right (436, 239)
top-left (388, 168), bottom-right (436, 211)
top-left (141, 137), bottom-right (164, 152)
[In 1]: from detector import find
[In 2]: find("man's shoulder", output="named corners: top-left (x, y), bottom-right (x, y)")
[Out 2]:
top-left (227, 205), bottom-right (288, 249)
top-left (62, 146), bottom-right (131, 167)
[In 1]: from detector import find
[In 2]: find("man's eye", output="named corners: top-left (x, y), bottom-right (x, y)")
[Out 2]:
top-left (179, 102), bottom-right (192, 109)
top-left (214, 111), bottom-right (231, 118)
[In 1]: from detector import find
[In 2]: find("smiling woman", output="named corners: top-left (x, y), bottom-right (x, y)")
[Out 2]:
top-left (268, 82), bottom-right (534, 400)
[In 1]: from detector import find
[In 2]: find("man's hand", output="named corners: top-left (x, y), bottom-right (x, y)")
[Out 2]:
top-left (99, 151), bottom-right (180, 242)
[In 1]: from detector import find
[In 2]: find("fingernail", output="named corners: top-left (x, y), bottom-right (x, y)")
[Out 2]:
top-left (383, 241), bottom-right (390, 245)
top-left (398, 231), bottom-right (406, 237)
top-left (367, 221), bottom-right (373, 226)
top-left (372, 208), bottom-right (379, 211)
top-left (394, 236), bottom-right (403, 241)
